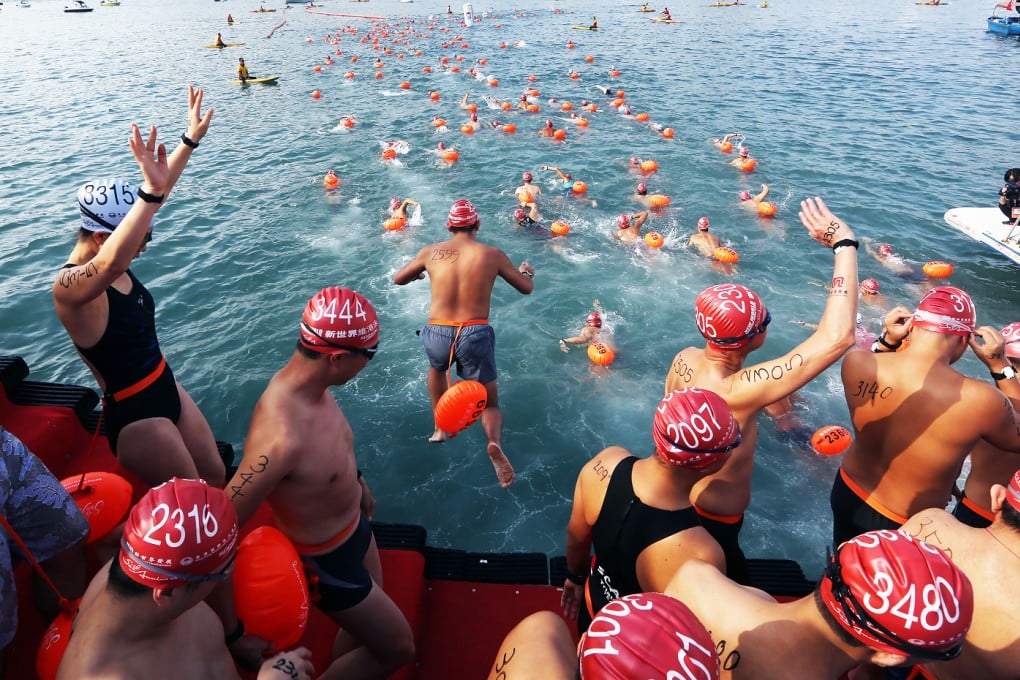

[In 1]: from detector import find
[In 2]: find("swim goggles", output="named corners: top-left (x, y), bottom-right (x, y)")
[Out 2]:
top-left (300, 322), bottom-right (378, 360)
top-left (710, 310), bottom-right (772, 346)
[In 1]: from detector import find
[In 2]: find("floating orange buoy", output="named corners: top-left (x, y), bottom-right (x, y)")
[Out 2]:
top-left (811, 425), bottom-right (853, 456)
top-left (60, 472), bottom-right (132, 544)
top-left (36, 599), bottom-right (80, 680)
top-left (585, 54), bottom-right (595, 63)
top-left (635, 112), bottom-right (650, 122)
top-left (561, 101), bottom-right (573, 111)
top-left (488, 78), bottom-right (499, 86)
top-left (450, 65), bottom-right (460, 73)
top-left (313, 65), bottom-right (322, 72)
top-left (233, 526), bottom-right (310, 653)
top-left (375, 72), bottom-right (383, 79)
top-left (344, 71), bottom-right (355, 79)
top-left (612, 97), bottom-right (626, 108)
top-left (554, 129), bottom-right (567, 141)
top-left (526, 104), bottom-right (540, 112)
top-left (648, 194), bottom-right (671, 208)
top-left (466, 103), bottom-right (478, 112)
top-left (640, 159), bottom-right (659, 173)
top-left (351, 55), bottom-right (359, 62)
top-left (713, 246), bottom-right (740, 264)
top-left (434, 380), bottom-right (488, 435)
top-left (423, 66), bottom-right (433, 73)
top-left (572, 180), bottom-right (587, 194)
top-left (502, 123), bottom-right (517, 133)
top-left (382, 148), bottom-right (397, 160)
top-left (461, 124), bottom-right (474, 134)
top-left (442, 150), bottom-right (460, 162)
top-left (662, 127), bottom-right (675, 139)
top-left (645, 231), bottom-right (664, 248)
top-left (430, 91), bottom-right (441, 100)
top-left (922, 261), bottom-right (954, 279)
top-left (400, 81), bottom-right (411, 89)
top-left (757, 201), bottom-right (777, 216)
top-left (609, 69), bottom-right (621, 77)
top-left (550, 221), bottom-right (570, 236)
top-left (501, 101), bottom-right (512, 110)
top-left (384, 217), bottom-right (406, 231)
top-left (616, 90), bottom-right (625, 98)
top-left (577, 118), bottom-right (590, 127)
top-left (432, 117), bottom-right (446, 127)
top-left (323, 171), bottom-right (340, 189)
top-left (720, 141), bottom-right (733, 153)
top-left (740, 158), bottom-right (757, 173)
top-left (588, 342), bottom-right (616, 366)
top-left (570, 71), bottom-right (580, 80)
top-left (312, 90), bottom-right (322, 99)
top-left (341, 117), bottom-right (355, 128)
top-left (528, 74), bottom-right (537, 81)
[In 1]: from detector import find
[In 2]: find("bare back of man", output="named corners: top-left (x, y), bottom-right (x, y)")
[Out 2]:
top-left (687, 231), bottom-right (722, 257)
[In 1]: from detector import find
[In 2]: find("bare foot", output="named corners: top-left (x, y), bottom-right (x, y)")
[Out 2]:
top-left (428, 429), bottom-right (448, 443)
top-left (487, 442), bottom-right (515, 489)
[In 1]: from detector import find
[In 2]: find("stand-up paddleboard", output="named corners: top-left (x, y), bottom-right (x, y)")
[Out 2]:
top-left (570, 25), bottom-right (602, 30)
top-left (943, 207), bottom-right (1020, 265)
top-left (250, 7), bottom-right (276, 11)
top-left (230, 75), bottom-right (280, 84)
top-left (202, 42), bottom-right (246, 48)
top-left (650, 16), bottom-right (681, 22)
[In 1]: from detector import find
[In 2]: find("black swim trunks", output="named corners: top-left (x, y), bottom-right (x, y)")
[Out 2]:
top-left (301, 513), bottom-right (374, 612)
top-left (830, 467), bottom-right (904, 547)
top-left (952, 493), bottom-right (994, 529)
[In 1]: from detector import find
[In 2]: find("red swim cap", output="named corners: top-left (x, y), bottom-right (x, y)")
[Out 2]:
top-left (471, 113), bottom-right (478, 121)
top-left (860, 278), bottom-right (880, 295)
top-left (437, 141), bottom-right (446, 150)
top-left (739, 146), bottom-right (749, 157)
top-left (447, 198), bottom-right (480, 229)
top-left (300, 287), bottom-right (380, 354)
top-left (636, 182), bottom-right (647, 195)
top-left (513, 208), bottom-right (526, 221)
top-left (119, 478), bottom-right (238, 588)
top-left (545, 118), bottom-right (553, 127)
top-left (579, 593), bottom-right (719, 680)
top-left (617, 214), bottom-right (630, 229)
top-left (652, 388), bottom-right (740, 470)
top-left (697, 216), bottom-right (710, 231)
top-left (820, 530), bottom-right (973, 659)
top-left (1007, 468), bottom-right (1020, 513)
top-left (912, 286), bottom-right (975, 337)
top-left (389, 197), bottom-right (401, 210)
top-left (877, 244), bottom-right (893, 257)
top-left (586, 312), bottom-right (602, 328)
top-left (522, 171), bottom-right (533, 182)
top-left (738, 190), bottom-right (751, 201)
top-left (1000, 321), bottom-right (1020, 360)
top-left (694, 284), bottom-right (769, 350)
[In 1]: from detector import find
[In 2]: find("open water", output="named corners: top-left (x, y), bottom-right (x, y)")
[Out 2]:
top-left (1, 0), bottom-right (1018, 578)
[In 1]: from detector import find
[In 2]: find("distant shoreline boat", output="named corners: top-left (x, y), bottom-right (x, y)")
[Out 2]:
top-left (64, 0), bottom-right (94, 11)
top-left (987, 14), bottom-right (1020, 36)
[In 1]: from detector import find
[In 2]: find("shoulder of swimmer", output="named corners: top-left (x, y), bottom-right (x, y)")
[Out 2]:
top-left (579, 446), bottom-right (632, 486)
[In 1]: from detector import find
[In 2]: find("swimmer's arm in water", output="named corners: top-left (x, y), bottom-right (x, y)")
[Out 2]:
top-left (753, 183), bottom-right (769, 203)
top-left (498, 253), bottom-right (535, 294)
top-left (392, 247), bottom-right (429, 285)
top-left (164, 85), bottom-right (214, 205)
top-left (54, 123), bottom-right (169, 308)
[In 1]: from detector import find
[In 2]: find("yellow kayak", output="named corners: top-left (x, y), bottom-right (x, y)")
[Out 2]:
top-left (230, 76), bottom-right (280, 84)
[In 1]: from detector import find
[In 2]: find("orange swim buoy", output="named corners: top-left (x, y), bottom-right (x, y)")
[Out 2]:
top-left (430, 91), bottom-right (441, 100)
top-left (382, 148), bottom-right (397, 160)
top-left (502, 123), bottom-right (517, 133)
top-left (311, 90), bottom-right (322, 99)
top-left (461, 124), bottom-right (474, 134)
top-left (720, 141), bottom-right (733, 153)
top-left (609, 69), bottom-right (621, 77)
top-left (561, 101), bottom-right (573, 111)
top-left (313, 65), bottom-right (322, 72)
top-left (36, 599), bottom-right (80, 680)
top-left (644, 231), bottom-right (664, 248)
top-left (59, 472), bottom-right (132, 544)
top-left (640, 159), bottom-right (658, 173)
top-left (553, 129), bottom-right (567, 141)
top-left (662, 127), bottom-right (675, 139)
top-left (570, 71), bottom-right (580, 80)
top-left (740, 158), bottom-right (757, 173)
top-left (550, 221), bottom-right (570, 236)
top-left (343, 71), bottom-right (355, 79)
top-left (384, 217), bottom-right (406, 231)
top-left (341, 117), bottom-right (355, 128)
top-left (488, 79), bottom-right (499, 87)
top-left (432, 117), bottom-right (446, 127)
top-left (400, 81), bottom-right (411, 89)
top-left (757, 201), bottom-right (777, 216)
top-left (323, 171), bottom-right (340, 189)
top-left (585, 54), bottom-right (595, 63)
top-left (423, 66), bottom-right (433, 73)
top-left (648, 194), bottom-right (671, 208)
top-left (811, 425), bottom-right (853, 456)
top-left (587, 342), bottom-right (616, 366)
top-left (233, 526), bottom-right (310, 653)
top-left (922, 261), bottom-right (955, 279)
top-left (434, 380), bottom-right (488, 436)
top-left (577, 117), bottom-right (590, 127)
top-left (713, 246), bottom-right (740, 264)
top-left (635, 112), bottom-right (650, 122)
top-left (572, 180), bottom-right (587, 194)
top-left (526, 104), bottom-right (540, 112)
top-left (442, 150), bottom-right (460, 162)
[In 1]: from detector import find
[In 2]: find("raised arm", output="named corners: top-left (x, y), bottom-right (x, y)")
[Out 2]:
top-left (163, 85), bottom-right (214, 204)
top-left (753, 183), bottom-right (769, 203)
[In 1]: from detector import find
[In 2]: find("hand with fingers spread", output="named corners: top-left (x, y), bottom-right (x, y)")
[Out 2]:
top-left (128, 124), bottom-right (169, 197)
top-left (798, 197), bottom-right (856, 248)
top-left (185, 84), bottom-right (215, 145)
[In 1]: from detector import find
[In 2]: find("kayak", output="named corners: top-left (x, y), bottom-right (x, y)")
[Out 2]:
top-left (250, 7), bottom-right (276, 11)
top-left (570, 25), bottom-right (601, 30)
top-left (637, 8), bottom-right (656, 12)
top-left (202, 42), bottom-right (246, 48)
top-left (650, 16), bottom-right (681, 22)
top-left (230, 75), bottom-right (281, 84)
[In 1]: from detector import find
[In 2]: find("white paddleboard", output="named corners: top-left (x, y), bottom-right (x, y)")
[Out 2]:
top-left (943, 207), bottom-right (1020, 265)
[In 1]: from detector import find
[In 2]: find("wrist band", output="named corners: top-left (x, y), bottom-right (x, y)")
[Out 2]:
top-left (832, 239), bottom-right (860, 254)
top-left (566, 571), bottom-right (586, 586)
top-left (225, 619), bottom-right (245, 646)
top-left (136, 188), bottom-right (164, 204)
top-left (990, 366), bottom-right (1017, 381)
top-left (521, 270), bottom-right (534, 279)
top-left (877, 332), bottom-right (901, 350)
top-left (357, 469), bottom-right (363, 480)
top-left (180, 133), bottom-right (199, 149)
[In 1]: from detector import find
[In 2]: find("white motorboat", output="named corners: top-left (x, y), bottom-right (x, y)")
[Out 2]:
top-left (64, 0), bottom-right (94, 11)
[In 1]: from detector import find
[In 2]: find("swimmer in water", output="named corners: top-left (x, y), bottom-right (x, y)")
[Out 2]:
top-left (389, 197), bottom-right (419, 221)
top-left (729, 146), bottom-right (754, 167)
top-left (634, 181), bottom-right (652, 208)
top-left (515, 171), bottom-right (542, 221)
top-left (614, 211), bottom-right (649, 243)
top-left (858, 277), bottom-right (890, 310)
top-left (542, 165), bottom-right (597, 206)
top-left (713, 132), bottom-right (744, 149)
top-left (589, 16), bottom-right (598, 29)
top-left (559, 300), bottom-right (609, 352)
top-left (738, 183), bottom-right (770, 209)
top-left (687, 216), bottom-right (722, 257)
top-left (859, 236), bottom-right (928, 284)
top-left (464, 112), bottom-right (481, 132)
top-left (538, 119), bottom-right (556, 138)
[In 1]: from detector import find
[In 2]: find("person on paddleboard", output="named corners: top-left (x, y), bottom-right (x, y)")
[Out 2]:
top-left (237, 57), bottom-right (249, 82)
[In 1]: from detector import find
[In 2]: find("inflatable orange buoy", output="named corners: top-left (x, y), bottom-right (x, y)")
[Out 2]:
top-left (434, 380), bottom-right (488, 436)
top-left (572, 180), bottom-right (587, 194)
top-left (442, 150), bottom-right (460, 161)
top-left (36, 599), bottom-right (80, 680)
top-left (609, 70), bottom-right (621, 77)
top-left (526, 104), bottom-right (540, 112)
top-left (577, 118), bottom-right (590, 127)
top-left (502, 123), bottom-right (517, 133)
top-left (648, 194), bottom-right (671, 208)
top-left (384, 217), bottom-right (406, 231)
top-left (233, 526), bottom-right (310, 653)
top-left (313, 65), bottom-right (322, 72)
top-left (922, 261), bottom-right (955, 279)
top-left (585, 54), bottom-right (595, 63)
top-left (311, 90), bottom-right (322, 99)
top-left (375, 72), bottom-right (383, 79)
top-left (740, 158), bottom-right (757, 173)
top-left (713, 246), bottom-right (740, 264)
top-left (757, 201), bottom-right (777, 216)
top-left (432, 117), bottom-right (446, 127)
top-left (553, 129), bottom-right (567, 141)
top-left (587, 342), bottom-right (616, 366)
top-left (720, 141), bottom-right (733, 153)
top-left (341, 117), bottom-right (355, 128)
top-left (430, 91), bottom-right (441, 100)
top-left (400, 81), bottom-right (411, 89)
top-left (561, 102), bottom-right (573, 111)
top-left (423, 66), bottom-right (433, 73)
top-left (488, 79), bottom-right (499, 87)
top-left (550, 221), bottom-right (570, 236)
top-left (500, 101), bottom-right (512, 110)
top-left (60, 472), bottom-right (132, 544)
top-left (645, 231), bottom-right (664, 248)
top-left (811, 425), bottom-right (853, 456)
top-left (323, 172), bottom-right (339, 189)
top-left (461, 124), bottom-right (474, 134)
top-left (382, 148), bottom-right (397, 159)
top-left (466, 103), bottom-right (478, 112)
top-left (640, 159), bottom-right (658, 173)
top-left (635, 112), bottom-right (650, 122)
top-left (662, 127), bottom-right (675, 139)
top-left (343, 71), bottom-right (355, 79)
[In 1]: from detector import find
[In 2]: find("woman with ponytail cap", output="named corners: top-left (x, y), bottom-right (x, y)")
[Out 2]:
top-left (665, 197), bottom-right (860, 583)
top-left (561, 387), bottom-right (738, 635)
top-left (833, 288), bottom-right (1020, 546)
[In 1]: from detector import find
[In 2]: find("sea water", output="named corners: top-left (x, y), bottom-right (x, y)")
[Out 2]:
top-left (1, 0), bottom-right (1017, 578)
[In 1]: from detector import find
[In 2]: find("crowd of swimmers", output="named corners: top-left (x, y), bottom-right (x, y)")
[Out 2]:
top-left (0, 22), bottom-right (1018, 680)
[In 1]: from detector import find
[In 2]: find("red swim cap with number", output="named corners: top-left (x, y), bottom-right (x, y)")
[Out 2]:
top-left (119, 478), bottom-right (239, 588)
top-left (522, 171), bottom-right (533, 182)
top-left (860, 278), bottom-right (880, 295)
top-left (820, 530), bottom-right (973, 658)
top-left (300, 287), bottom-right (379, 354)
top-left (447, 198), bottom-right (480, 229)
top-left (579, 593), bottom-right (719, 680)
top-left (617, 214), bottom-right (630, 229)
top-left (697, 217), bottom-right (710, 231)
top-left (738, 190), bottom-right (751, 201)
top-left (877, 244), bottom-right (893, 256)
top-left (739, 146), bottom-right (749, 157)
top-left (652, 388), bottom-right (740, 470)
top-left (695, 284), bottom-right (769, 351)
top-left (586, 312), bottom-right (602, 328)
top-left (1000, 321), bottom-right (1020, 360)
top-left (636, 182), bottom-right (647, 195)
top-left (912, 286), bottom-right (975, 337)
top-left (1006, 468), bottom-right (1020, 512)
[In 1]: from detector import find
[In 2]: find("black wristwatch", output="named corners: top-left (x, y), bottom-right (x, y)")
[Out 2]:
top-left (566, 571), bottom-right (586, 586)
top-left (991, 365), bottom-right (1017, 381)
